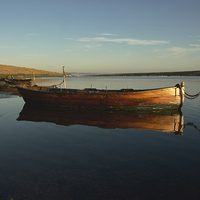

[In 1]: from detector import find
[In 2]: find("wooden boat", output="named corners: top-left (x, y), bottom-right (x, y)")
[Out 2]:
top-left (5, 76), bottom-right (31, 85)
top-left (16, 82), bottom-right (185, 110)
top-left (0, 78), bottom-right (5, 82)
top-left (17, 103), bottom-right (184, 134)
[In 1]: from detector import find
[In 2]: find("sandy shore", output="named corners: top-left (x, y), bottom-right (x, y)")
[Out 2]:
top-left (0, 64), bottom-right (62, 76)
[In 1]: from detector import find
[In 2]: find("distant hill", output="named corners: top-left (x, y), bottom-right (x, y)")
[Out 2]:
top-left (1, 64), bottom-right (199, 77)
top-left (91, 70), bottom-right (200, 77)
top-left (0, 64), bottom-right (62, 77)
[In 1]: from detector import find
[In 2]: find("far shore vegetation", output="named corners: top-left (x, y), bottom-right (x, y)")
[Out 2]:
top-left (0, 63), bottom-right (199, 77)
top-left (89, 70), bottom-right (200, 77)
top-left (0, 73), bottom-right (74, 78)
top-left (1, 70), bottom-right (200, 78)
top-left (0, 74), bottom-right (63, 78)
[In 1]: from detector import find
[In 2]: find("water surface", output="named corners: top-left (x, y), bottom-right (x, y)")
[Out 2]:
top-left (0, 76), bottom-right (200, 200)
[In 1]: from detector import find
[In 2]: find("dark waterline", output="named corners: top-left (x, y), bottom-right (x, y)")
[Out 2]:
top-left (0, 77), bottom-right (200, 200)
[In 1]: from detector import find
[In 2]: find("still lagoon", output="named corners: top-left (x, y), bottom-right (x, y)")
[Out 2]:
top-left (0, 76), bottom-right (200, 200)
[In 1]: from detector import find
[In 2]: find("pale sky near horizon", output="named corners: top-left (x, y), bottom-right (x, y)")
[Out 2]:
top-left (0, 0), bottom-right (200, 74)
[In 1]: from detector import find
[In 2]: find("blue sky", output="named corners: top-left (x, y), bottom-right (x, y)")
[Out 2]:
top-left (0, 0), bottom-right (200, 73)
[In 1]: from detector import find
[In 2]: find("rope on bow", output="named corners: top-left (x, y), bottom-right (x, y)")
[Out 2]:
top-left (184, 90), bottom-right (200, 99)
top-left (51, 79), bottom-right (64, 88)
top-left (184, 122), bottom-right (200, 132)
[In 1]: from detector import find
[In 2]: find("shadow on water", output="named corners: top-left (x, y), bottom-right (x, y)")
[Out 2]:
top-left (17, 103), bottom-right (184, 135)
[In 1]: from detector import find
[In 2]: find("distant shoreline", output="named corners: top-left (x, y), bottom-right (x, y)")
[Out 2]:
top-left (0, 64), bottom-right (199, 77)
top-left (89, 70), bottom-right (200, 77)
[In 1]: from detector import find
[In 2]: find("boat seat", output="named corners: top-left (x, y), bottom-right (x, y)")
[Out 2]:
top-left (48, 88), bottom-right (77, 94)
top-left (84, 88), bottom-right (99, 94)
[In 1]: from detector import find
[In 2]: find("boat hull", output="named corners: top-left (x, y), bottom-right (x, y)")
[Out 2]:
top-left (16, 84), bottom-right (184, 110)
top-left (5, 78), bottom-right (31, 85)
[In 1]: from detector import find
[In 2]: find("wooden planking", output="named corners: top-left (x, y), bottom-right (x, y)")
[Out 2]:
top-left (16, 84), bottom-right (183, 110)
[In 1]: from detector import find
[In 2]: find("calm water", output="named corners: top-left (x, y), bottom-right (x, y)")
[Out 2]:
top-left (0, 76), bottom-right (200, 200)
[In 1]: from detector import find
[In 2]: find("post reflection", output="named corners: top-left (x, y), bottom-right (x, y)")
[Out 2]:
top-left (17, 103), bottom-right (184, 135)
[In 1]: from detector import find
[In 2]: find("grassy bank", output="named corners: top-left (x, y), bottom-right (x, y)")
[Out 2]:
top-left (0, 74), bottom-right (63, 78)
top-left (0, 64), bottom-right (64, 77)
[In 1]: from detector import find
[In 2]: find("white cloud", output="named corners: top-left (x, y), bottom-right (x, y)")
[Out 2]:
top-left (77, 37), bottom-right (168, 45)
top-left (153, 46), bottom-right (200, 58)
top-left (86, 44), bottom-right (101, 49)
top-left (99, 33), bottom-right (118, 36)
top-left (190, 44), bottom-right (200, 47)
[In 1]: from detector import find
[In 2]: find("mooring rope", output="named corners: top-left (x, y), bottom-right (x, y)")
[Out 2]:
top-left (184, 89), bottom-right (200, 99)
top-left (184, 122), bottom-right (200, 132)
top-left (51, 79), bottom-right (64, 88)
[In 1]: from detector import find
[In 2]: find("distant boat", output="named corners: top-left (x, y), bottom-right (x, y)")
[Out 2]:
top-left (16, 82), bottom-right (185, 110)
top-left (0, 82), bottom-right (21, 96)
top-left (5, 76), bottom-right (31, 85)
top-left (17, 103), bottom-right (184, 134)
top-left (0, 78), bottom-right (5, 82)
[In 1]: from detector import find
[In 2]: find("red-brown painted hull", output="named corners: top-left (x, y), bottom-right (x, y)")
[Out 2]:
top-left (16, 83), bottom-right (184, 110)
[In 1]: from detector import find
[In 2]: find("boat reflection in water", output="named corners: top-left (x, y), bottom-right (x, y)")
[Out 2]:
top-left (17, 103), bottom-right (184, 135)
